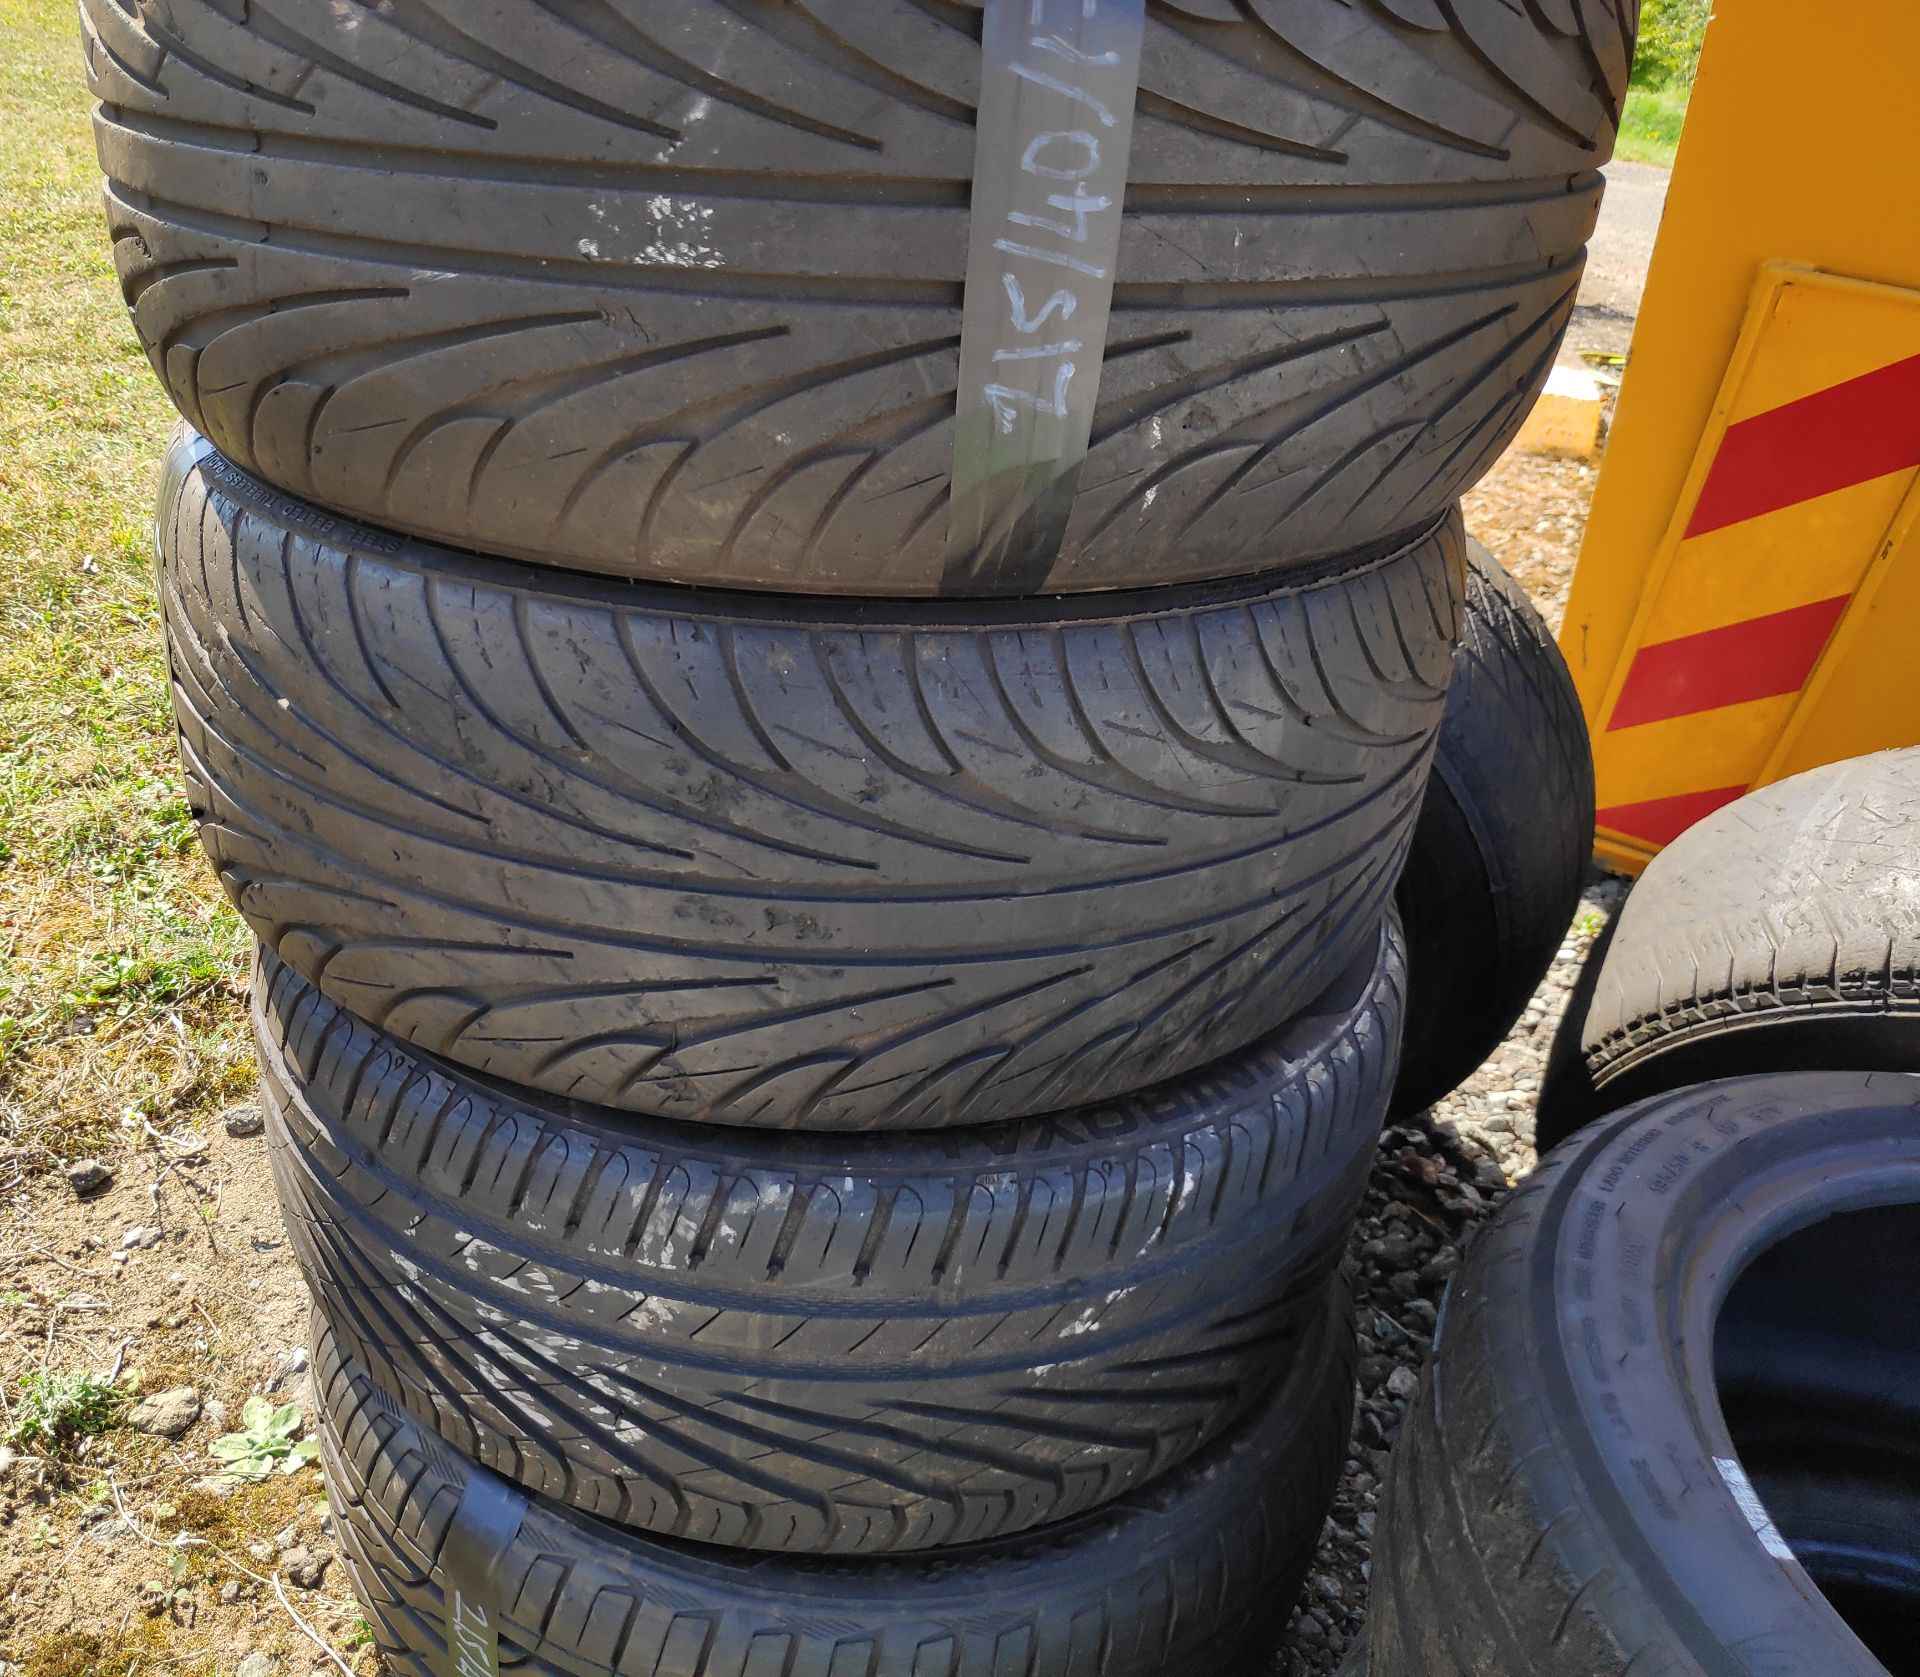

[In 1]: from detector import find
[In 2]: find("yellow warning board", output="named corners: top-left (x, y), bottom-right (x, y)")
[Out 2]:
top-left (1584, 267), bottom-right (1920, 867)
top-left (1561, 0), bottom-right (1920, 873)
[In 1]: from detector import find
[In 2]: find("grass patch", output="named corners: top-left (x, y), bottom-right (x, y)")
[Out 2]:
top-left (0, 0), bottom-right (251, 1165)
top-left (1616, 83), bottom-right (1691, 167)
top-left (24, 1624), bottom-right (220, 1677)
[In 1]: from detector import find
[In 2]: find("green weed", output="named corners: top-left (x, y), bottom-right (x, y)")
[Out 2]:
top-left (1632, 0), bottom-right (1710, 92)
top-left (9, 1367), bottom-right (124, 1450)
top-left (206, 1397), bottom-right (321, 1485)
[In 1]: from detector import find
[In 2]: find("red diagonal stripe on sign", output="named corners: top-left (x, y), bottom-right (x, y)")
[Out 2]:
top-left (1599, 784), bottom-right (1748, 848)
top-left (1687, 350), bottom-right (1920, 538)
top-left (1607, 594), bottom-right (1851, 732)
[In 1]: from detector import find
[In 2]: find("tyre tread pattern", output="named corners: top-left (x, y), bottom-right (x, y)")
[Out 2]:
top-left (1580, 750), bottom-right (1920, 1096)
top-left (1356, 1078), bottom-right (1920, 1677)
top-left (1362, 1145), bottom-right (1684, 1677)
top-left (266, 922), bottom-right (1400, 1552)
top-left (1392, 542), bottom-right (1593, 1115)
top-left (90, 0), bottom-right (1630, 593)
top-left (315, 1305), bottom-right (1357, 1677)
top-left (164, 433), bottom-right (1458, 1130)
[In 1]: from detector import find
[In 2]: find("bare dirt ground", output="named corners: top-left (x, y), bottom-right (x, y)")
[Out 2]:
top-left (0, 1111), bottom-right (364, 1676)
top-left (1466, 452), bottom-right (1601, 633)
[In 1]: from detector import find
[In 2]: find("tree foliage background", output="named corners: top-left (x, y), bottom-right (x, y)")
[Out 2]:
top-left (1633, 0), bottom-right (1711, 90)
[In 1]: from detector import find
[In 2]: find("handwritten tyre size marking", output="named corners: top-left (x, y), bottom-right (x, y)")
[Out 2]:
top-left (437, 1464), bottom-right (530, 1677)
top-left (946, 0), bottom-right (1146, 594)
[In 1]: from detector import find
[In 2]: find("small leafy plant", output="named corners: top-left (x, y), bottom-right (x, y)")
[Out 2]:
top-left (207, 1397), bottom-right (319, 1484)
top-left (8, 1369), bottom-right (123, 1450)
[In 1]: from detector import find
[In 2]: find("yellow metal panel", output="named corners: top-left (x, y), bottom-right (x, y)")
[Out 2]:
top-left (1594, 833), bottom-right (1657, 875)
top-left (1637, 474), bottom-right (1907, 643)
top-left (1731, 271), bottom-right (1920, 417)
top-left (1562, 0), bottom-right (1920, 760)
top-left (1597, 696), bottom-right (1800, 806)
top-left (1764, 478), bottom-right (1920, 781)
top-left (1576, 263), bottom-right (1920, 868)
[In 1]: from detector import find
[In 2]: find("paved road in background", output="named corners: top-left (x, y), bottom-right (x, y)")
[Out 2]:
top-left (1565, 159), bottom-right (1671, 364)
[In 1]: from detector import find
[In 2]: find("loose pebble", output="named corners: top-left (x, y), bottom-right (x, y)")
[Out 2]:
top-left (66, 1160), bottom-right (113, 1198)
top-left (128, 1387), bottom-right (202, 1439)
top-left (223, 1103), bottom-right (266, 1139)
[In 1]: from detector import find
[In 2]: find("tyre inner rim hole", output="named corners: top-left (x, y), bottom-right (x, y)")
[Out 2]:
top-left (1714, 1203), bottom-right (1920, 1676)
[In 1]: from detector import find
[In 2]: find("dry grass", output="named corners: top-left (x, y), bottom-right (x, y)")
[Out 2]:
top-left (0, 0), bottom-right (252, 1172)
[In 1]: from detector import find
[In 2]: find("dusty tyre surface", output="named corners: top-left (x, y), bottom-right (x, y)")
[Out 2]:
top-left (316, 1295), bottom-right (1357, 1677)
top-left (163, 432), bottom-right (1460, 1132)
top-left (90, 0), bottom-right (1629, 596)
top-left (265, 918), bottom-right (1400, 1554)
top-left (1537, 748), bottom-right (1920, 1150)
top-left (1391, 541), bottom-right (1593, 1117)
top-left (1353, 1070), bottom-right (1920, 1677)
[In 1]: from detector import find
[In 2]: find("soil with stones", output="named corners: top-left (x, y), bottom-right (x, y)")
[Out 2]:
top-left (0, 1111), bottom-right (367, 1677)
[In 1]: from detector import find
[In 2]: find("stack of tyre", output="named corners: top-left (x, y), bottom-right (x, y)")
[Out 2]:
top-left (84, 3), bottom-right (1630, 1671)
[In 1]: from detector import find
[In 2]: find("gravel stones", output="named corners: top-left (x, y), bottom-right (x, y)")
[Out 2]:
top-left (1269, 888), bottom-right (1619, 1674)
top-left (279, 1546), bottom-right (329, 1590)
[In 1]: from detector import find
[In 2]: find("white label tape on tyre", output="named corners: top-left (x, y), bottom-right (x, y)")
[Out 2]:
top-left (1714, 1455), bottom-right (1798, 1563)
top-left (946, 0), bottom-right (1146, 593)
top-left (438, 1463), bottom-right (531, 1677)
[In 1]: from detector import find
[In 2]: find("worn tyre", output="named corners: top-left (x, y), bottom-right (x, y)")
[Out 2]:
top-left (1353, 1070), bottom-right (1920, 1677)
top-left (1392, 541), bottom-right (1592, 1117)
top-left (265, 916), bottom-right (1399, 1553)
top-left (90, 0), bottom-right (1629, 597)
top-left (164, 431), bottom-right (1459, 1132)
top-left (316, 1295), bottom-right (1357, 1677)
top-left (1537, 749), bottom-right (1920, 1150)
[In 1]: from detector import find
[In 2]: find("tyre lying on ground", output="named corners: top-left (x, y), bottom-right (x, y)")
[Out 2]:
top-left (88, 0), bottom-right (1630, 595)
top-left (316, 1291), bottom-right (1358, 1677)
top-left (263, 918), bottom-right (1403, 1554)
top-left (1536, 748), bottom-right (1920, 1149)
top-left (1349, 1070), bottom-right (1920, 1677)
top-left (1717, 1202), bottom-right (1920, 1672)
top-left (162, 428), bottom-right (1462, 1132)
top-left (1391, 539), bottom-right (1594, 1118)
